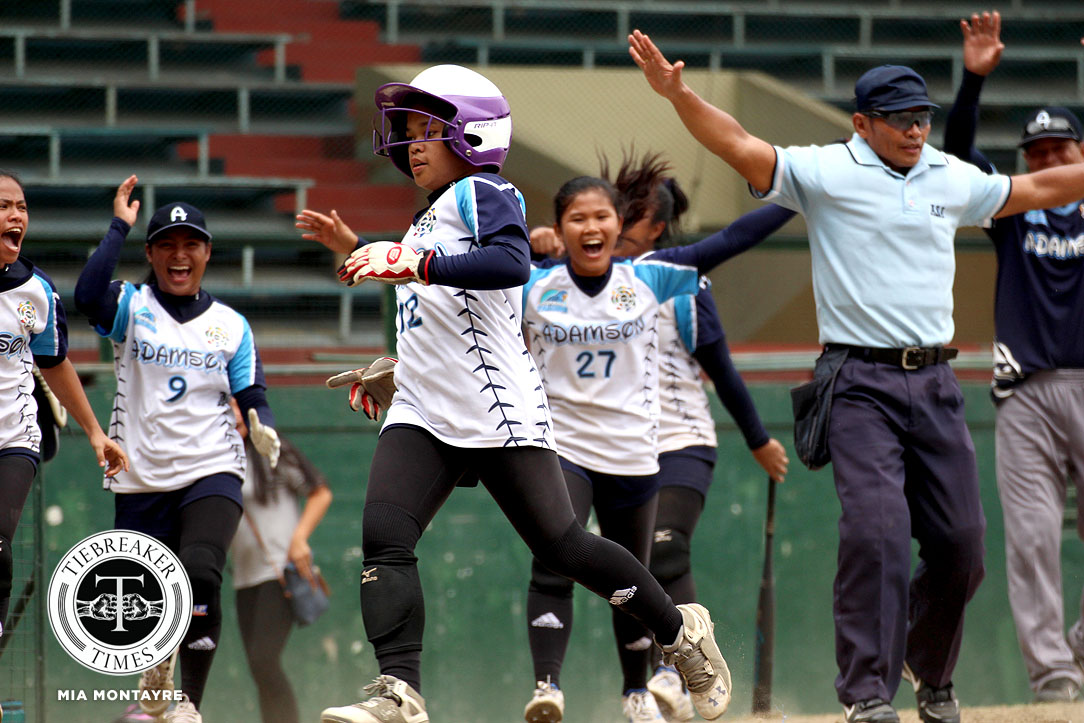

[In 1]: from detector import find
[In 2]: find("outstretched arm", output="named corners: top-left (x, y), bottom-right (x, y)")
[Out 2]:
top-left (651, 204), bottom-right (796, 273)
top-left (999, 165), bottom-right (1084, 217)
top-left (629, 30), bottom-right (777, 192)
top-left (38, 359), bottom-right (128, 476)
top-left (75, 176), bottom-right (140, 329)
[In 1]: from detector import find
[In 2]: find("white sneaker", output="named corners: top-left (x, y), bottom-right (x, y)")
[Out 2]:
top-left (658, 603), bottom-right (732, 720)
top-left (138, 647), bottom-right (179, 717)
top-left (524, 678), bottom-right (564, 722)
top-left (322, 675), bottom-right (428, 723)
top-left (647, 666), bottom-right (694, 722)
top-left (161, 695), bottom-right (202, 722)
top-left (622, 689), bottom-right (664, 721)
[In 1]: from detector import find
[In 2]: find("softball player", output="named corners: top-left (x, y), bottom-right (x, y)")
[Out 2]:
top-left (74, 177), bottom-right (280, 723)
top-left (297, 64), bottom-right (731, 723)
top-left (0, 173), bottom-right (128, 703)
top-left (521, 166), bottom-right (793, 722)
top-left (606, 156), bottom-right (790, 722)
top-left (944, 11), bottom-right (1084, 703)
top-left (631, 29), bottom-right (1084, 723)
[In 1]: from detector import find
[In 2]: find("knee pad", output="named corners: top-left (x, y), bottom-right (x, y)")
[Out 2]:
top-left (0, 533), bottom-right (11, 600)
top-left (649, 527), bottom-right (691, 586)
top-left (533, 521), bottom-right (597, 581)
top-left (528, 558), bottom-right (575, 598)
top-left (180, 542), bottom-right (225, 627)
top-left (363, 502), bottom-right (422, 564)
top-left (359, 558), bottom-right (424, 655)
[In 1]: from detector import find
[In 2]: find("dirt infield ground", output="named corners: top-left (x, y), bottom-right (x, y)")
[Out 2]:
top-left (725, 700), bottom-right (1084, 723)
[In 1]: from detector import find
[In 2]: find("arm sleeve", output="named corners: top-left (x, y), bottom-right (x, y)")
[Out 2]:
top-left (228, 320), bottom-right (274, 427)
top-left (652, 204), bottom-right (796, 274)
top-left (233, 385), bottom-right (274, 429)
top-left (29, 273), bottom-right (68, 367)
top-left (942, 70), bottom-right (995, 174)
top-left (693, 333), bottom-right (770, 450)
top-left (75, 217), bottom-right (130, 330)
top-left (424, 176), bottom-right (532, 289)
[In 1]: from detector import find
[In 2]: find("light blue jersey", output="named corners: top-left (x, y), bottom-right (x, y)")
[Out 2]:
top-left (523, 258), bottom-right (698, 475)
top-left (756, 134), bottom-right (1011, 347)
top-left (102, 283), bottom-right (252, 493)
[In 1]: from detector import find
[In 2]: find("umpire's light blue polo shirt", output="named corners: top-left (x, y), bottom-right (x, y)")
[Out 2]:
top-left (755, 133), bottom-right (1010, 348)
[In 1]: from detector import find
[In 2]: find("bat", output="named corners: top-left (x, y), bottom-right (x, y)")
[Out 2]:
top-left (752, 475), bottom-right (777, 714)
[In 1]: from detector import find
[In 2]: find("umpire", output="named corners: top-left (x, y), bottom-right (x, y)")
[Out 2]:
top-left (631, 29), bottom-right (1084, 723)
top-left (943, 11), bottom-right (1084, 704)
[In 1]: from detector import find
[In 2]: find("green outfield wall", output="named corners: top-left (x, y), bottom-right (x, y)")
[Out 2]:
top-left (35, 381), bottom-right (1081, 721)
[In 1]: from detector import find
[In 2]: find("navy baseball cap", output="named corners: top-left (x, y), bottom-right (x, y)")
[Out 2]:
top-left (146, 202), bottom-right (212, 243)
top-left (1019, 107), bottom-right (1083, 147)
top-left (854, 65), bottom-right (939, 113)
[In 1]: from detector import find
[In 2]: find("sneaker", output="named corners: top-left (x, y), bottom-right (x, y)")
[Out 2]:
top-left (903, 663), bottom-right (960, 723)
top-left (658, 603), bottom-right (731, 720)
top-left (161, 695), bottom-right (202, 723)
top-left (646, 666), bottom-right (694, 722)
top-left (524, 678), bottom-right (564, 722)
top-left (112, 704), bottom-right (156, 723)
top-left (1035, 676), bottom-right (1081, 703)
top-left (622, 689), bottom-right (664, 721)
top-left (843, 698), bottom-right (900, 722)
top-left (138, 647), bottom-right (179, 717)
top-left (322, 675), bottom-right (428, 723)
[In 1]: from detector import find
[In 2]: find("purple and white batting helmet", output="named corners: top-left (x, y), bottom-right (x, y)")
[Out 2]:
top-left (373, 64), bottom-right (512, 177)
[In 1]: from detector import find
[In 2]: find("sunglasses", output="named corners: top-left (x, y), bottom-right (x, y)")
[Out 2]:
top-left (1024, 115), bottom-right (1080, 139)
top-left (865, 109), bottom-right (935, 132)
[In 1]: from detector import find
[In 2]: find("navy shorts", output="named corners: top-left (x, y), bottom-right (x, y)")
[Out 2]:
top-left (114, 472), bottom-right (242, 545)
top-left (658, 446), bottom-right (716, 497)
top-left (558, 457), bottom-right (660, 511)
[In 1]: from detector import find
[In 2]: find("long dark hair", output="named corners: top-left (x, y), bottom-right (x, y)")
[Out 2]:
top-left (552, 175), bottom-right (619, 226)
top-left (606, 151), bottom-right (690, 247)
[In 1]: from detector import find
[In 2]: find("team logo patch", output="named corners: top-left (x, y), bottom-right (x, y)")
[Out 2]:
top-left (47, 530), bottom-right (193, 675)
top-left (538, 289), bottom-right (568, 314)
top-left (610, 285), bottom-right (637, 312)
top-left (204, 325), bottom-right (229, 349)
top-left (413, 207), bottom-right (437, 237)
top-left (133, 306), bottom-right (157, 334)
top-left (16, 300), bottom-right (36, 330)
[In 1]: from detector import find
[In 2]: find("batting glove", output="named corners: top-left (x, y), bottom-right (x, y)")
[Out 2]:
top-left (247, 408), bottom-right (281, 469)
top-left (338, 242), bottom-right (435, 287)
top-left (325, 356), bottom-right (398, 421)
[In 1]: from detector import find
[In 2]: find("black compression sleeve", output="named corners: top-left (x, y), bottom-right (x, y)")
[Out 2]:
top-left (75, 217), bottom-right (129, 329)
top-left (943, 70), bottom-right (995, 173)
top-left (654, 205), bottom-right (796, 273)
top-left (693, 337), bottom-right (770, 449)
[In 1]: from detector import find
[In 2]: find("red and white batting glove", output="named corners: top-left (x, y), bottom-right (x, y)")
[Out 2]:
top-left (325, 357), bottom-right (398, 421)
top-left (338, 242), bottom-right (435, 287)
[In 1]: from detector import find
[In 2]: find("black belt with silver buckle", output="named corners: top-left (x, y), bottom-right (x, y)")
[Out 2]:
top-left (829, 344), bottom-right (958, 370)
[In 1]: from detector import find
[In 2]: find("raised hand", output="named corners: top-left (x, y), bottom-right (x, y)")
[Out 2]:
top-left (530, 226), bottom-right (566, 258)
top-left (960, 10), bottom-right (1004, 77)
top-left (113, 175), bottom-right (140, 227)
top-left (296, 208), bottom-right (359, 255)
top-left (628, 29), bottom-right (687, 101)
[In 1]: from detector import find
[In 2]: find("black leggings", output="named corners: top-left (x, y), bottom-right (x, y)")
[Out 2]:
top-left (649, 485), bottom-right (706, 669)
top-left (359, 426), bottom-right (682, 692)
top-left (236, 580), bottom-right (298, 723)
top-left (527, 468), bottom-right (659, 693)
top-left (0, 456), bottom-right (35, 628)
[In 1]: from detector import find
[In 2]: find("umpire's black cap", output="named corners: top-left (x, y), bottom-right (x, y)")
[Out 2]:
top-left (854, 65), bottom-right (939, 113)
top-left (1018, 107), bottom-right (1083, 147)
top-left (146, 202), bottom-right (212, 244)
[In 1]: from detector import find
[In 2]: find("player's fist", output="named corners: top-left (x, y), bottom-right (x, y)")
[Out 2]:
top-left (338, 242), bottom-right (433, 286)
top-left (326, 357), bottom-right (398, 420)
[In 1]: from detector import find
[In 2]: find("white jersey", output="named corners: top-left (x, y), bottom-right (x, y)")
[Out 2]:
top-left (523, 258), bottom-right (698, 475)
top-left (657, 290), bottom-right (717, 454)
top-left (383, 174), bottom-right (555, 449)
top-left (0, 265), bottom-right (63, 455)
top-left (102, 283), bottom-right (252, 493)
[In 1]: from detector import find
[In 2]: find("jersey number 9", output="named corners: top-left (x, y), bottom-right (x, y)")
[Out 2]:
top-left (166, 375), bottom-right (187, 402)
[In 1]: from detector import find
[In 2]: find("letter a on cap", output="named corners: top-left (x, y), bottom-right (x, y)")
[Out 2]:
top-left (170, 206), bottom-right (188, 222)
